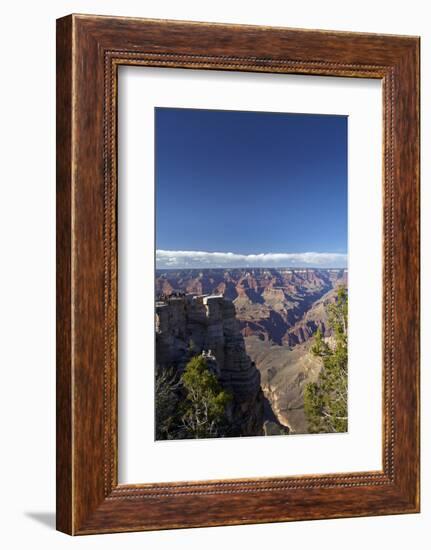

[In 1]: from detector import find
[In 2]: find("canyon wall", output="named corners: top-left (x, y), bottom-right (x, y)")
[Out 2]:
top-left (156, 268), bottom-right (347, 346)
top-left (155, 268), bottom-right (347, 434)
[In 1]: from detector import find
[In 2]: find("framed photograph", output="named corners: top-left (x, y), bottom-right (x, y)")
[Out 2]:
top-left (56, 14), bottom-right (420, 534)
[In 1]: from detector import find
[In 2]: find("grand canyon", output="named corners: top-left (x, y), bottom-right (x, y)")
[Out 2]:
top-left (155, 267), bottom-right (347, 436)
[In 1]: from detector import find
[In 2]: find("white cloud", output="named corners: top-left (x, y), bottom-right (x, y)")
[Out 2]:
top-left (156, 249), bottom-right (347, 269)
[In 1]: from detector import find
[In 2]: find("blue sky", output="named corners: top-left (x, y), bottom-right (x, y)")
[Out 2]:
top-left (155, 107), bottom-right (347, 269)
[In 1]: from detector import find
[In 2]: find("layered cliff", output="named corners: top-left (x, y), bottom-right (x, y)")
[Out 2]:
top-left (155, 294), bottom-right (265, 436)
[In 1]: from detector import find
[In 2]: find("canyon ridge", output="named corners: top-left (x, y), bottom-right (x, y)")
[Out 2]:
top-left (155, 267), bottom-right (347, 435)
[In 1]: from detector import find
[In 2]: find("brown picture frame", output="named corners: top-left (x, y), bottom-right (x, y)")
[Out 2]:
top-left (56, 14), bottom-right (420, 535)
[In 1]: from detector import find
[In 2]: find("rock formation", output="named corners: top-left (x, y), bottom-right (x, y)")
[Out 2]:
top-left (155, 268), bottom-right (347, 434)
top-left (155, 294), bottom-right (265, 436)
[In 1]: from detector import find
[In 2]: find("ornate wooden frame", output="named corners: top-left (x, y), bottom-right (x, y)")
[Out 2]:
top-left (56, 14), bottom-right (420, 535)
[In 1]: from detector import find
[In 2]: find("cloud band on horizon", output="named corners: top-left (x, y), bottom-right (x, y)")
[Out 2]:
top-left (156, 249), bottom-right (347, 269)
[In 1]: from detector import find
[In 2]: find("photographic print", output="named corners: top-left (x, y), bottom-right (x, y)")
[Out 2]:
top-left (56, 16), bottom-right (420, 533)
top-left (155, 107), bottom-right (348, 440)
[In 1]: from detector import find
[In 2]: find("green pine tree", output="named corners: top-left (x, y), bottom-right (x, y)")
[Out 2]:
top-left (181, 355), bottom-right (232, 438)
top-left (304, 286), bottom-right (348, 433)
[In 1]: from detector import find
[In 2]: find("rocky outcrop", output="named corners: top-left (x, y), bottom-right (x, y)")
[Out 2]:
top-left (155, 294), bottom-right (264, 436)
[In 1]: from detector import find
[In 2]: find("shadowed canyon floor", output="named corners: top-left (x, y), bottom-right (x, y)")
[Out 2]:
top-left (156, 267), bottom-right (347, 434)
